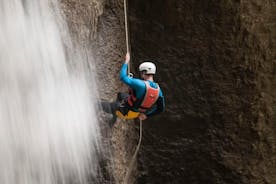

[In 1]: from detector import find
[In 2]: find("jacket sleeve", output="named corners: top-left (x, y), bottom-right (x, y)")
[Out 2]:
top-left (120, 63), bottom-right (132, 86)
top-left (145, 95), bottom-right (165, 117)
top-left (120, 63), bottom-right (144, 90)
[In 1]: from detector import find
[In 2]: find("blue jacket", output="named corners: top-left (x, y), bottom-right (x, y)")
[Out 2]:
top-left (120, 63), bottom-right (165, 117)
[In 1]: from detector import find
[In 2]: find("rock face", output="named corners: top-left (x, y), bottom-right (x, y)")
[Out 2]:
top-left (128, 0), bottom-right (276, 184)
top-left (61, 0), bottom-right (275, 183)
top-left (60, 0), bottom-right (139, 183)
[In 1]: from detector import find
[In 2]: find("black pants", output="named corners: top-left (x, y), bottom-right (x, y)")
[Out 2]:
top-left (99, 93), bottom-right (130, 126)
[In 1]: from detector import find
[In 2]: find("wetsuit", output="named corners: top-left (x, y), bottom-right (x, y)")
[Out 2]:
top-left (100, 63), bottom-right (165, 124)
top-left (119, 63), bottom-right (165, 117)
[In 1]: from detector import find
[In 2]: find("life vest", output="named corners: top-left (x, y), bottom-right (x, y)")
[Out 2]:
top-left (127, 81), bottom-right (160, 112)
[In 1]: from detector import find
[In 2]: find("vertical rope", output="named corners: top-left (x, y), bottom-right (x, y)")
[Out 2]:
top-left (123, 0), bottom-right (143, 183)
top-left (124, 0), bottom-right (130, 53)
top-left (123, 119), bottom-right (143, 184)
top-left (124, 0), bottom-right (130, 74)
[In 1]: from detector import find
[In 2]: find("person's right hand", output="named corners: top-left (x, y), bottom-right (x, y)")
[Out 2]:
top-left (138, 113), bottom-right (147, 121)
top-left (125, 52), bottom-right (130, 64)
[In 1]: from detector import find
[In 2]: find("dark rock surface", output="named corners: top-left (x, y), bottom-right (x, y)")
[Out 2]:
top-left (128, 0), bottom-right (276, 184)
top-left (60, 0), bottom-right (275, 183)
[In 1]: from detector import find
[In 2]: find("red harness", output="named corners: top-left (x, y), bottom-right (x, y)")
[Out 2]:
top-left (127, 81), bottom-right (160, 112)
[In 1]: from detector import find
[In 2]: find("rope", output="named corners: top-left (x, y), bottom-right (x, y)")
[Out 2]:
top-left (124, 0), bottom-right (130, 53)
top-left (124, 0), bottom-right (131, 74)
top-left (122, 1), bottom-right (143, 183)
top-left (123, 119), bottom-right (143, 184)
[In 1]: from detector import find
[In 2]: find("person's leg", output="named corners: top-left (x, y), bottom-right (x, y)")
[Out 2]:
top-left (98, 100), bottom-right (117, 127)
top-left (100, 92), bottom-right (129, 113)
top-left (99, 100), bottom-right (118, 115)
top-left (117, 92), bottom-right (129, 101)
top-left (99, 93), bottom-right (130, 127)
top-left (116, 92), bottom-right (133, 115)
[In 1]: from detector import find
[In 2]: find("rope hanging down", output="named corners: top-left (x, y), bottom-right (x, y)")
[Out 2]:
top-left (123, 119), bottom-right (143, 184)
top-left (124, 0), bottom-right (131, 74)
top-left (123, 0), bottom-right (143, 183)
top-left (124, 0), bottom-right (130, 53)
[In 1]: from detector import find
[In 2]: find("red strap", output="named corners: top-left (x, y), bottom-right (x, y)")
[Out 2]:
top-left (127, 88), bottom-right (136, 107)
top-left (127, 97), bottom-right (133, 106)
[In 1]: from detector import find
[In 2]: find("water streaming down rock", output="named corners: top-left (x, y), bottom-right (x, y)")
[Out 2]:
top-left (0, 0), bottom-right (101, 183)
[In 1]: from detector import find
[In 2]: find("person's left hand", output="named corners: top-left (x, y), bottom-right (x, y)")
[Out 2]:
top-left (138, 113), bottom-right (147, 121)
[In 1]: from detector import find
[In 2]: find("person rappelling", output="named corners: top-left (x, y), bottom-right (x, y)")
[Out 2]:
top-left (100, 52), bottom-right (165, 125)
top-left (100, 0), bottom-right (164, 126)
top-left (101, 1), bottom-right (165, 182)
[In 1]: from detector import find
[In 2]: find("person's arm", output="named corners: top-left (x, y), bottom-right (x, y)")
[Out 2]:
top-left (120, 53), bottom-right (144, 90)
top-left (120, 63), bottom-right (132, 85)
top-left (120, 52), bottom-right (132, 85)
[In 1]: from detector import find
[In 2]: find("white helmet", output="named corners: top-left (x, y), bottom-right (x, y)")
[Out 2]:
top-left (139, 62), bottom-right (156, 74)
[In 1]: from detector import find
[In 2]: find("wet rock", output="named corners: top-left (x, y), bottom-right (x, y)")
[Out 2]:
top-left (60, 0), bottom-right (138, 183)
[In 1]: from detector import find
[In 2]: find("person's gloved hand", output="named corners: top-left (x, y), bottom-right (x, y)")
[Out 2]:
top-left (125, 52), bottom-right (130, 64)
top-left (138, 113), bottom-right (147, 121)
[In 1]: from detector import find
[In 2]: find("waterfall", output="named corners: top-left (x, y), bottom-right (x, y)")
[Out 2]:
top-left (0, 0), bottom-right (100, 183)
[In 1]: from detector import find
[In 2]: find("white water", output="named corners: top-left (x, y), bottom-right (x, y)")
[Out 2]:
top-left (0, 0), bottom-right (100, 184)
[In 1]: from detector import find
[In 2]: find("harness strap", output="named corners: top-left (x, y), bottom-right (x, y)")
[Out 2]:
top-left (127, 88), bottom-right (136, 106)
